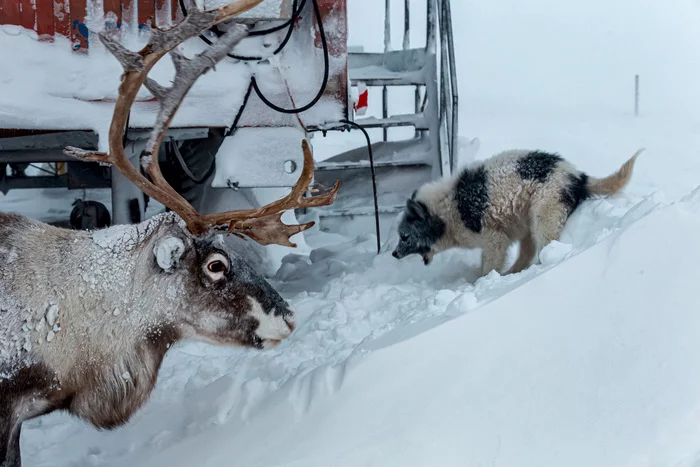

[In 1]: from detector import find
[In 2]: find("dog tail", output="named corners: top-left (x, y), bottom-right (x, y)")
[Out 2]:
top-left (586, 148), bottom-right (643, 196)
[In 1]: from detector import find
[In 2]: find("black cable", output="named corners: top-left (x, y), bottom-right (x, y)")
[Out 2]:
top-left (250, 0), bottom-right (329, 114)
top-left (28, 164), bottom-right (58, 176)
top-left (123, 111), bottom-right (130, 147)
top-left (212, 0), bottom-right (304, 60)
top-left (179, 0), bottom-right (304, 61)
top-left (168, 138), bottom-right (216, 184)
top-left (337, 120), bottom-right (381, 255)
top-left (180, 0), bottom-right (329, 116)
top-left (228, 82), bottom-right (254, 135)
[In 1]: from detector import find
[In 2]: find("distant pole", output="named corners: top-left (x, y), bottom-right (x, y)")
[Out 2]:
top-left (634, 74), bottom-right (640, 117)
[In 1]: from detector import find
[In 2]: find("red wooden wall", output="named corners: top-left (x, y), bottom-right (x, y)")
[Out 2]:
top-left (0, 0), bottom-right (181, 52)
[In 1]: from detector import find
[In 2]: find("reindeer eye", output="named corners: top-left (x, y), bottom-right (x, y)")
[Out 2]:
top-left (203, 253), bottom-right (230, 281)
top-left (208, 261), bottom-right (227, 273)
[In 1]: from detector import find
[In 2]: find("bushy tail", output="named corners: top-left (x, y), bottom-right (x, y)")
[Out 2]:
top-left (587, 148), bottom-right (643, 196)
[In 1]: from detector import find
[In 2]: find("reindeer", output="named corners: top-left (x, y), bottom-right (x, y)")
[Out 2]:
top-left (0, 1), bottom-right (339, 465)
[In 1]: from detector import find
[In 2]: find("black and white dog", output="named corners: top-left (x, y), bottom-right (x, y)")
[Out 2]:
top-left (393, 148), bottom-right (641, 276)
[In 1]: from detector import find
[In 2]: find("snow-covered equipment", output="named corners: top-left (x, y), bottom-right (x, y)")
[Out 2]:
top-left (0, 0), bottom-right (457, 244)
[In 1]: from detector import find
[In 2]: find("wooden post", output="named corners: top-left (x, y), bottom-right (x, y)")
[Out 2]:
top-left (138, 0), bottom-right (155, 33)
top-left (54, 0), bottom-right (70, 38)
top-left (18, 0), bottom-right (35, 30)
top-left (634, 74), bottom-right (640, 117)
top-left (104, 0), bottom-right (123, 39)
top-left (70, 0), bottom-right (89, 52)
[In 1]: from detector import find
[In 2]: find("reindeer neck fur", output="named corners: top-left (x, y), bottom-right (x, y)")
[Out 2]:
top-left (0, 211), bottom-right (196, 428)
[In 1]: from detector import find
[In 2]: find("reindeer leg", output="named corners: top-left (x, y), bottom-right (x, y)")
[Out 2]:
top-left (1, 392), bottom-right (54, 467)
top-left (5, 424), bottom-right (21, 467)
top-left (0, 409), bottom-right (22, 467)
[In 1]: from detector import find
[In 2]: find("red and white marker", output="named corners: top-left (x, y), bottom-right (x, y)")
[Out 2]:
top-left (353, 82), bottom-right (369, 116)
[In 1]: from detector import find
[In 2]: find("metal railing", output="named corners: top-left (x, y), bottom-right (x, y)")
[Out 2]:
top-left (379, 0), bottom-right (458, 174)
top-left (436, 0), bottom-right (458, 173)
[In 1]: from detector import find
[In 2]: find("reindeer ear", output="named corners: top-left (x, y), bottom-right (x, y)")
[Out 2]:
top-left (406, 199), bottom-right (429, 220)
top-left (154, 236), bottom-right (186, 273)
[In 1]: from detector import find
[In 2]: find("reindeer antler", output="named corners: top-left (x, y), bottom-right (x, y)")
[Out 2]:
top-left (64, 0), bottom-right (339, 245)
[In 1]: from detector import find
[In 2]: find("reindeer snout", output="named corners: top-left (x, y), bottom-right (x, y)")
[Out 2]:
top-left (248, 298), bottom-right (296, 347)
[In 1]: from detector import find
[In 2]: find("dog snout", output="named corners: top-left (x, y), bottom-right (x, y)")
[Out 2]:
top-left (285, 318), bottom-right (295, 332)
top-left (392, 250), bottom-right (399, 258)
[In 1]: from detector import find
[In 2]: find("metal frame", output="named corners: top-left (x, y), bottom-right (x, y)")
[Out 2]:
top-left (437, 0), bottom-right (459, 173)
top-left (0, 127), bottom-right (211, 223)
top-left (347, 0), bottom-right (457, 176)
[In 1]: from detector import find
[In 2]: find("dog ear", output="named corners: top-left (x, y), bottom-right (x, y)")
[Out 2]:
top-left (406, 199), bottom-right (429, 220)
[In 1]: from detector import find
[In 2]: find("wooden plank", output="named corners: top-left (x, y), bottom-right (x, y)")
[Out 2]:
top-left (171, 0), bottom-right (182, 23)
top-left (0, 0), bottom-right (20, 26)
top-left (70, 0), bottom-right (89, 52)
top-left (36, 0), bottom-right (55, 40)
top-left (315, 0), bottom-right (346, 57)
top-left (122, 0), bottom-right (135, 31)
top-left (53, 0), bottom-right (70, 38)
top-left (154, 0), bottom-right (170, 28)
top-left (315, 0), bottom-right (348, 115)
top-left (138, 0), bottom-right (155, 32)
top-left (18, 0), bottom-right (35, 30)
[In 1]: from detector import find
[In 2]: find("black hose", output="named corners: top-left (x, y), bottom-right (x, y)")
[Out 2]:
top-left (338, 120), bottom-right (381, 255)
top-left (228, 82), bottom-right (254, 135)
top-left (168, 138), bottom-right (215, 184)
top-left (123, 111), bottom-right (130, 146)
top-left (179, 0), bottom-right (305, 61)
top-left (249, 0), bottom-right (329, 114)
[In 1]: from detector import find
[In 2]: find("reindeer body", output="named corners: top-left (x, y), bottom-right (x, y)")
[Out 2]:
top-left (0, 212), bottom-right (295, 466)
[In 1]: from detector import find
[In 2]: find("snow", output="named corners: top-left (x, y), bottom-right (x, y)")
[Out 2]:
top-left (203, 0), bottom-right (292, 20)
top-left (91, 212), bottom-right (177, 252)
top-left (0, 7), bottom-right (344, 152)
top-left (100, 196), bottom-right (700, 467)
top-left (153, 235), bottom-right (187, 273)
top-left (211, 126), bottom-right (308, 188)
top-left (3, 0), bottom-right (700, 466)
top-left (45, 304), bottom-right (59, 327)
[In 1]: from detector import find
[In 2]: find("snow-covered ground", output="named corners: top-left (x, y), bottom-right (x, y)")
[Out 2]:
top-left (3, 0), bottom-right (700, 466)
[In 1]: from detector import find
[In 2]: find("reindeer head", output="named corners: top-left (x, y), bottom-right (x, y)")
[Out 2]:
top-left (152, 232), bottom-right (294, 349)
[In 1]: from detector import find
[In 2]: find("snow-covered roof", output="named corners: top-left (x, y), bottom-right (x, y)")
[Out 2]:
top-left (0, 10), bottom-right (346, 152)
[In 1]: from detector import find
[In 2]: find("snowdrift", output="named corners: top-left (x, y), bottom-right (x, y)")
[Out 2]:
top-left (19, 189), bottom-right (700, 467)
top-left (116, 192), bottom-right (700, 467)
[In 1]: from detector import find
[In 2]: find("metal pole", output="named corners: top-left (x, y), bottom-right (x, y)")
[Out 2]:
top-left (634, 74), bottom-right (640, 117)
top-left (111, 141), bottom-right (145, 225)
top-left (403, 0), bottom-right (410, 51)
top-left (384, 0), bottom-right (392, 52)
top-left (383, 0), bottom-right (391, 142)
